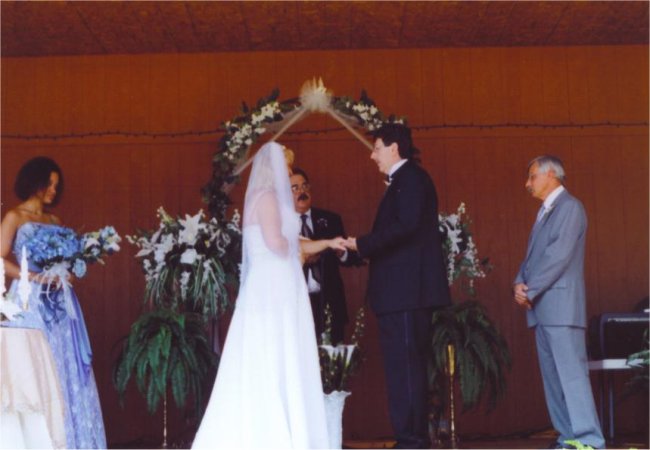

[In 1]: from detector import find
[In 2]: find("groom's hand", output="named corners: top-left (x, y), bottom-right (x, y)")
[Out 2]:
top-left (344, 237), bottom-right (358, 251)
top-left (328, 237), bottom-right (347, 252)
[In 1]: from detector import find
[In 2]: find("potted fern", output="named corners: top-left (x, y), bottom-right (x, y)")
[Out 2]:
top-left (430, 203), bottom-right (511, 447)
top-left (113, 208), bottom-right (241, 446)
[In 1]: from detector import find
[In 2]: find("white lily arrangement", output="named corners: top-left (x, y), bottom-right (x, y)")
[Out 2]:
top-left (126, 207), bottom-right (242, 317)
top-left (438, 202), bottom-right (490, 296)
top-left (319, 305), bottom-right (365, 394)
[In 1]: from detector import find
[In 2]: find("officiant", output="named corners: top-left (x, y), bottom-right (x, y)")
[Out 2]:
top-left (290, 167), bottom-right (362, 344)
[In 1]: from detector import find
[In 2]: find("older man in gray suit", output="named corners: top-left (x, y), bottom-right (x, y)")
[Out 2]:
top-left (514, 155), bottom-right (605, 449)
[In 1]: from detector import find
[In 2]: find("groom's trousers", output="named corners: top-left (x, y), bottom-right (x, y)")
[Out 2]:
top-left (377, 307), bottom-right (432, 449)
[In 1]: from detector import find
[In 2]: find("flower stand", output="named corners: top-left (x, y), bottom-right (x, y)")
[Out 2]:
top-left (324, 390), bottom-right (350, 449)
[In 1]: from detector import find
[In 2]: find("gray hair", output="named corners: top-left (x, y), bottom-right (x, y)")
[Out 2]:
top-left (528, 155), bottom-right (566, 183)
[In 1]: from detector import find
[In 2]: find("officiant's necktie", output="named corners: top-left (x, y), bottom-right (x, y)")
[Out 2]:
top-left (300, 214), bottom-right (322, 285)
top-left (536, 205), bottom-right (547, 222)
top-left (300, 214), bottom-right (313, 239)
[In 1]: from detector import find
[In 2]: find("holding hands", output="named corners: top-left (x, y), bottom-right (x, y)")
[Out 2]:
top-left (327, 237), bottom-right (348, 252)
top-left (299, 236), bottom-right (347, 264)
top-left (343, 237), bottom-right (357, 251)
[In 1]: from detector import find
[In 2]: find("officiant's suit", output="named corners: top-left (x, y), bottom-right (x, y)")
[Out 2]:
top-left (308, 207), bottom-right (362, 343)
top-left (290, 167), bottom-right (362, 344)
top-left (514, 157), bottom-right (604, 449)
top-left (356, 135), bottom-right (450, 448)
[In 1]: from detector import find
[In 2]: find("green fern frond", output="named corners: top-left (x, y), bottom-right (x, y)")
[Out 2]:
top-left (430, 300), bottom-right (511, 412)
top-left (112, 309), bottom-right (216, 416)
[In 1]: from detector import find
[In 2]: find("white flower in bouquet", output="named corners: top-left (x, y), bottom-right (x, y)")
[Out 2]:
top-left (154, 234), bottom-right (175, 265)
top-left (180, 248), bottom-right (199, 265)
top-left (178, 211), bottom-right (206, 246)
top-left (180, 271), bottom-right (191, 300)
top-left (84, 236), bottom-right (100, 250)
top-left (438, 202), bottom-right (490, 295)
top-left (128, 207), bottom-right (242, 316)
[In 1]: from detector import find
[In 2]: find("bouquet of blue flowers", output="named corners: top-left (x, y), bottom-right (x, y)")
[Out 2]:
top-left (28, 226), bottom-right (81, 268)
top-left (23, 224), bottom-right (121, 321)
top-left (26, 225), bottom-right (122, 279)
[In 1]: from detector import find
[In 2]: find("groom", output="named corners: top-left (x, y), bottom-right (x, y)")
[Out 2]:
top-left (346, 123), bottom-right (450, 449)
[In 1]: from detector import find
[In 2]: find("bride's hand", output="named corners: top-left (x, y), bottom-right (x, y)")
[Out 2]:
top-left (328, 237), bottom-right (347, 252)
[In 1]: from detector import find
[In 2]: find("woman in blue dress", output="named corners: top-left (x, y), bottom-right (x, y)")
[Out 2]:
top-left (1, 156), bottom-right (106, 449)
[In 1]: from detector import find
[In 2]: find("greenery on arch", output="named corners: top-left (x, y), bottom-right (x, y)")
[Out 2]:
top-left (201, 88), bottom-right (405, 222)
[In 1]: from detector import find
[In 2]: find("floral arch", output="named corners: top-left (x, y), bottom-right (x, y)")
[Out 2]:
top-left (202, 78), bottom-right (404, 222)
top-left (118, 79), bottom-right (499, 423)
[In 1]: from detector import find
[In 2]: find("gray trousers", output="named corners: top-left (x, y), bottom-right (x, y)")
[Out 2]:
top-left (535, 325), bottom-right (605, 448)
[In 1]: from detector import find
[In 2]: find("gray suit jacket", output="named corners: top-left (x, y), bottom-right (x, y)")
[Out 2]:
top-left (515, 189), bottom-right (588, 328)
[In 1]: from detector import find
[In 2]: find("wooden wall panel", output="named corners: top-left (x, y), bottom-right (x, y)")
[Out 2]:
top-left (103, 55), bottom-right (135, 132)
top-left (587, 47), bottom-right (621, 124)
top-left (441, 48), bottom-right (473, 124)
top-left (178, 54), bottom-right (213, 132)
top-left (517, 48), bottom-right (546, 124)
top-left (68, 56), bottom-right (106, 134)
top-left (394, 50), bottom-right (423, 126)
top-left (420, 48), bottom-right (445, 126)
top-left (1, 45), bottom-right (647, 444)
top-left (540, 47), bottom-right (570, 124)
top-left (471, 47), bottom-right (504, 124)
top-left (566, 46), bottom-right (592, 123)
top-left (620, 135), bottom-right (650, 303)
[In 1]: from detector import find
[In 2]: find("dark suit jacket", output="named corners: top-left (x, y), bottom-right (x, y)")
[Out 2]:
top-left (309, 207), bottom-right (362, 327)
top-left (357, 160), bottom-right (450, 314)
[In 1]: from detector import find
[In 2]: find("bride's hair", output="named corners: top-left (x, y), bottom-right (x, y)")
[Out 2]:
top-left (282, 145), bottom-right (295, 168)
top-left (240, 142), bottom-right (300, 280)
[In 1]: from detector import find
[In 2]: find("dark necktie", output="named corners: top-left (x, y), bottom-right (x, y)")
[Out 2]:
top-left (300, 214), bottom-right (313, 239)
top-left (300, 214), bottom-right (322, 284)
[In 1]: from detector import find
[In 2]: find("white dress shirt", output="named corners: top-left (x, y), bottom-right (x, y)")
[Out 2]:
top-left (542, 185), bottom-right (565, 216)
top-left (387, 159), bottom-right (408, 180)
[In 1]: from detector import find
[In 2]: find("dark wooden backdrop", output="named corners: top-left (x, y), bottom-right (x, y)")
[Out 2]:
top-left (1, 45), bottom-right (648, 445)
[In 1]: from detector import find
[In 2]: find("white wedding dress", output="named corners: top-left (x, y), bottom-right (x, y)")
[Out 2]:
top-left (192, 143), bottom-right (329, 449)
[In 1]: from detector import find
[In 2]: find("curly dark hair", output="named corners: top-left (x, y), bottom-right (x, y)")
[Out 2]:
top-left (14, 156), bottom-right (64, 206)
top-left (371, 123), bottom-right (420, 160)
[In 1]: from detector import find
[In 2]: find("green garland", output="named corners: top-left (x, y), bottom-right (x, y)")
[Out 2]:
top-left (202, 88), bottom-right (404, 220)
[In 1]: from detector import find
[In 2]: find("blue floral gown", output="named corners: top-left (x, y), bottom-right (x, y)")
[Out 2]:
top-left (3, 222), bottom-right (107, 449)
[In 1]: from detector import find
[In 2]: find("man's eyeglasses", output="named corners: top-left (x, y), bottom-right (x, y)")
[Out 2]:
top-left (291, 183), bottom-right (311, 193)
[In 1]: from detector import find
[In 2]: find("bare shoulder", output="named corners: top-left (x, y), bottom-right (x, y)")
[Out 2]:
top-left (2, 209), bottom-right (21, 226)
top-left (47, 213), bottom-right (62, 225)
top-left (0, 209), bottom-right (22, 245)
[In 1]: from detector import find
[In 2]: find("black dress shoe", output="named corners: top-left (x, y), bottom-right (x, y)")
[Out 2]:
top-left (394, 438), bottom-right (430, 449)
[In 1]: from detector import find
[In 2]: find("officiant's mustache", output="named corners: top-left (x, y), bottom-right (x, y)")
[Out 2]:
top-left (297, 193), bottom-right (309, 201)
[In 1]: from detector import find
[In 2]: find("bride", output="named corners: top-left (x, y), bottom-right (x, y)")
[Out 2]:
top-left (192, 142), bottom-right (345, 449)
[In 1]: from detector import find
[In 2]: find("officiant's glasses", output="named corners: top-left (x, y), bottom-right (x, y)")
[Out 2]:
top-left (291, 182), bottom-right (311, 193)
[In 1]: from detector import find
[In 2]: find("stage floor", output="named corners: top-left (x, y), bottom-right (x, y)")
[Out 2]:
top-left (112, 430), bottom-right (649, 449)
top-left (343, 431), bottom-right (649, 449)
